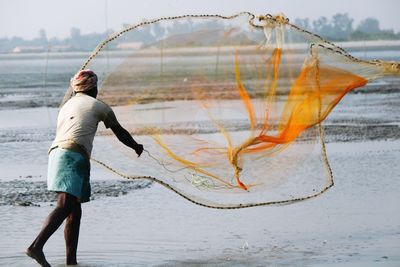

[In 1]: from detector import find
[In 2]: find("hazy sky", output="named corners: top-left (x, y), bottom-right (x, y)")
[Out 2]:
top-left (1, 0), bottom-right (400, 39)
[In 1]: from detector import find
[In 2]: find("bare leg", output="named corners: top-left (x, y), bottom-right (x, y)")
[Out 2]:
top-left (64, 203), bottom-right (81, 265)
top-left (27, 193), bottom-right (78, 267)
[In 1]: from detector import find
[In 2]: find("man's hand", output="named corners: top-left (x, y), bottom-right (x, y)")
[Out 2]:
top-left (110, 121), bottom-right (144, 157)
top-left (134, 144), bottom-right (144, 157)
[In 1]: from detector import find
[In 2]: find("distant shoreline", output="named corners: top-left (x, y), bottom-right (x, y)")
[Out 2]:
top-left (335, 39), bottom-right (400, 51)
top-left (1, 39), bottom-right (400, 56)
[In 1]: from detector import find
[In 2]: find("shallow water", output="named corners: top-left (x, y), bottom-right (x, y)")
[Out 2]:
top-left (0, 50), bottom-right (399, 266)
top-left (0, 141), bottom-right (399, 266)
top-left (0, 49), bottom-right (399, 110)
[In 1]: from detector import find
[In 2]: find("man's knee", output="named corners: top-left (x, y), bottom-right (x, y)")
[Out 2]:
top-left (66, 204), bottom-right (82, 224)
top-left (56, 193), bottom-right (78, 214)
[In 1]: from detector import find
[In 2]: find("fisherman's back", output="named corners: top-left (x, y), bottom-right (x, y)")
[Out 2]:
top-left (51, 93), bottom-right (113, 156)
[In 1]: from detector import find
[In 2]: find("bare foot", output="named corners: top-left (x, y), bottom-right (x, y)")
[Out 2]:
top-left (26, 247), bottom-right (51, 267)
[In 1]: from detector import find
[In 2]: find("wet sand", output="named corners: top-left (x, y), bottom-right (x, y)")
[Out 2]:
top-left (0, 140), bottom-right (399, 266)
top-left (0, 180), bottom-right (151, 206)
top-left (1, 121), bottom-right (400, 265)
top-left (0, 76), bottom-right (399, 266)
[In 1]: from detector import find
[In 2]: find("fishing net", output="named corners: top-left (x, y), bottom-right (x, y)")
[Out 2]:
top-left (61, 12), bottom-right (399, 208)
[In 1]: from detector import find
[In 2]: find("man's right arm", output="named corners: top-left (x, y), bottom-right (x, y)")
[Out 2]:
top-left (105, 111), bottom-right (143, 157)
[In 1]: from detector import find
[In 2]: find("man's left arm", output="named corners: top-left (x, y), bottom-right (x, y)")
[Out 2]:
top-left (104, 110), bottom-right (143, 157)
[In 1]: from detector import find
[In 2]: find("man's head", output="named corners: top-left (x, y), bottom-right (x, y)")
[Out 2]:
top-left (71, 69), bottom-right (98, 98)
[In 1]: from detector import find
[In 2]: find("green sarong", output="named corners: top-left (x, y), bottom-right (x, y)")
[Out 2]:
top-left (47, 147), bottom-right (91, 203)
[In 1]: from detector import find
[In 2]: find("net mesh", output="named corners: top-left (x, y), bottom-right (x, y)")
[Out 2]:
top-left (61, 12), bottom-right (400, 208)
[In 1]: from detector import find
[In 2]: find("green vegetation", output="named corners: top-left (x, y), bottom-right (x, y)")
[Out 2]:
top-left (295, 14), bottom-right (399, 41)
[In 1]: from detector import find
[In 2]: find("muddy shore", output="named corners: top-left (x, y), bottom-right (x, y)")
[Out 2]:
top-left (0, 179), bottom-right (151, 207)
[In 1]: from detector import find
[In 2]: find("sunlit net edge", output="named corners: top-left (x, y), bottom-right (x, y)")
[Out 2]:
top-left (58, 11), bottom-right (395, 209)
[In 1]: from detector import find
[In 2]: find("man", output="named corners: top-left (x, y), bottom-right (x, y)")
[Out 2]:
top-left (26, 70), bottom-right (143, 266)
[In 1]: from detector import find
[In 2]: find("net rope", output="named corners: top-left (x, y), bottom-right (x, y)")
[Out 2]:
top-left (61, 12), bottom-right (398, 209)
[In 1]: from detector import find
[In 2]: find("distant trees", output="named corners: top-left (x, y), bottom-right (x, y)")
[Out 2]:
top-left (350, 17), bottom-right (397, 40)
top-left (331, 13), bottom-right (354, 40)
top-left (296, 13), bottom-right (398, 41)
top-left (294, 18), bottom-right (311, 31)
top-left (357, 18), bottom-right (381, 34)
top-left (302, 13), bottom-right (355, 40)
top-left (153, 23), bottom-right (166, 40)
top-left (0, 13), bottom-right (399, 53)
top-left (312, 17), bottom-right (331, 36)
top-left (38, 29), bottom-right (47, 42)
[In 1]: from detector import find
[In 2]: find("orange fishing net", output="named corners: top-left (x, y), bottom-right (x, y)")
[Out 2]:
top-left (62, 13), bottom-right (399, 208)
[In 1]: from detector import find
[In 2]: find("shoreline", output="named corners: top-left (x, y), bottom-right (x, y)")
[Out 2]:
top-left (1, 139), bottom-right (399, 208)
top-left (0, 179), bottom-right (151, 207)
top-left (0, 77), bottom-right (399, 111)
top-left (1, 39), bottom-right (400, 57)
